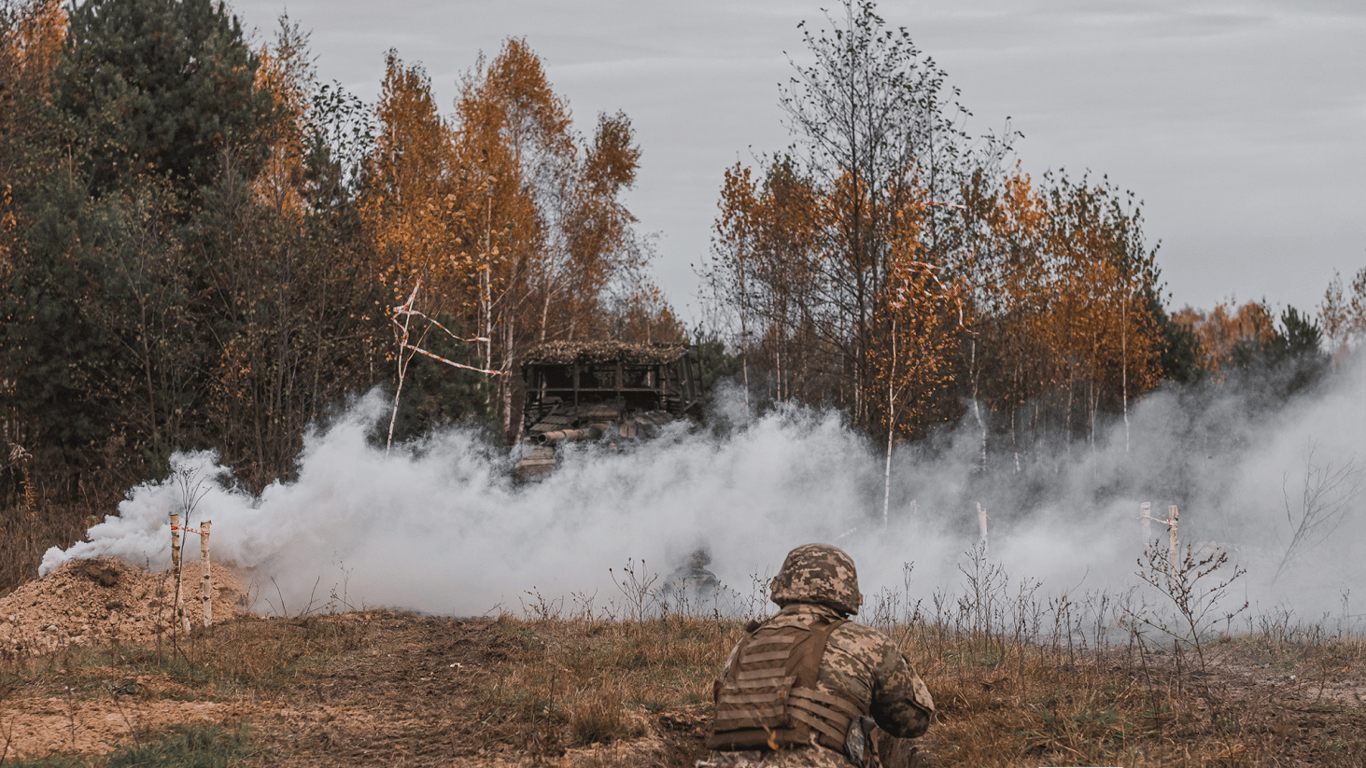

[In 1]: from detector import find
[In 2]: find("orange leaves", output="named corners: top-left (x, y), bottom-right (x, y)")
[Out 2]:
top-left (705, 159), bottom-right (830, 404)
top-left (452, 38), bottom-right (565, 307)
top-left (0, 184), bottom-right (15, 273)
top-left (584, 111), bottom-right (640, 194)
top-left (0, 0), bottom-right (68, 197)
top-left (453, 40), bottom-right (648, 349)
top-left (1174, 299), bottom-right (1274, 374)
top-left (868, 234), bottom-right (965, 439)
top-left (251, 16), bottom-right (314, 218)
top-left (2, 0), bottom-right (66, 87)
top-left (359, 38), bottom-right (653, 434)
top-left (711, 160), bottom-right (821, 309)
top-left (969, 170), bottom-right (1163, 433)
top-left (362, 51), bottom-right (471, 313)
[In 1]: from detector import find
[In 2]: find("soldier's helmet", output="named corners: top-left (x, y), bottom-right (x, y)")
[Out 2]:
top-left (769, 543), bottom-right (862, 615)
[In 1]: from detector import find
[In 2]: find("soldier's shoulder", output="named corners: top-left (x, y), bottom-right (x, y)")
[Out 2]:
top-left (831, 619), bottom-right (897, 653)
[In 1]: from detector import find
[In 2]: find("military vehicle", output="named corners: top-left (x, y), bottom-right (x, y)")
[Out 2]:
top-left (514, 340), bottom-right (701, 479)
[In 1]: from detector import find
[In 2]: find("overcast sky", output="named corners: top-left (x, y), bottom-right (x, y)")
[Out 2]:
top-left (231, 0), bottom-right (1366, 326)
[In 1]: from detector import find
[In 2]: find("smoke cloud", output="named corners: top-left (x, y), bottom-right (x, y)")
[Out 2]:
top-left (41, 362), bottom-right (1366, 626)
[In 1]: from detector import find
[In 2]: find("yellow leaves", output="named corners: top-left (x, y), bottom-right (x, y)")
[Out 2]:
top-left (866, 235), bottom-right (965, 438)
top-left (250, 16), bottom-right (315, 218)
top-left (361, 50), bottom-right (483, 315)
top-left (974, 170), bottom-right (1163, 408)
top-left (1176, 299), bottom-right (1273, 374)
top-left (358, 36), bottom-right (658, 431)
top-left (4, 0), bottom-right (67, 86)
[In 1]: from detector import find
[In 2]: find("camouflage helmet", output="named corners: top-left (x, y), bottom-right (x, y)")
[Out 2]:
top-left (769, 543), bottom-right (862, 615)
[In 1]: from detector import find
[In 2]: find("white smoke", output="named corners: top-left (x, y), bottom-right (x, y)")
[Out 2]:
top-left (40, 362), bottom-right (1366, 626)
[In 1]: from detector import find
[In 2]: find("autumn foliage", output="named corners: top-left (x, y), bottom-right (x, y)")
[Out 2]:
top-left (361, 40), bottom-right (676, 435)
top-left (0, 2), bottom-right (674, 538)
top-left (0, 0), bottom-right (1343, 592)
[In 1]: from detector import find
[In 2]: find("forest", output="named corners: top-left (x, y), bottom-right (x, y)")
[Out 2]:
top-left (2, 0), bottom-right (1363, 590)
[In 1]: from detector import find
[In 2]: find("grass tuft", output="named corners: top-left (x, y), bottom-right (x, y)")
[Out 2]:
top-left (568, 682), bottom-right (647, 746)
top-left (105, 723), bottom-right (251, 768)
top-left (0, 724), bottom-right (251, 768)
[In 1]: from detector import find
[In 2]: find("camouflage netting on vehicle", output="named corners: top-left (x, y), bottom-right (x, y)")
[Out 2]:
top-left (522, 340), bottom-right (689, 366)
top-left (769, 543), bottom-right (863, 616)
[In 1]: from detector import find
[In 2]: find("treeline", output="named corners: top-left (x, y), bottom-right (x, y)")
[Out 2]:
top-left (698, 0), bottom-right (1353, 467)
top-left (2, 0), bottom-right (1361, 587)
top-left (0, 0), bottom-right (681, 523)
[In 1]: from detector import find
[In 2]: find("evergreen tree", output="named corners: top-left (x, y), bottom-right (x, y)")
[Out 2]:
top-left (1150, 293), bottom-right (1203, 386)
top-left (1230, 305), bottom-right (1329, 400)
top-left (55, 0), bottom-right (271, 200)
top-left (3, 176), bottom-right (128, 461)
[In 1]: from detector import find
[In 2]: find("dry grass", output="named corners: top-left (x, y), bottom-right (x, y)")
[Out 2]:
top-left (477, 613), bottom-right (738, 753)
top-left (469, 552), bottom-right (1366, 768)
top-left (916, 629), bottom-right (1366, 766)
top-left (3, 609), bottom-right (1363, 767)
top-left (0, 503), bottom-right (89, 598)
top-left (3, 553), bottom-right (1364, 766)
top-left (2, 613), bottom-right (366, 706)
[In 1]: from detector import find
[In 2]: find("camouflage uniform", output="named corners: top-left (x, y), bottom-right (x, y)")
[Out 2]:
top-left (703, 544), bottom-right (933, 768)
top-left (664, 548), bottom-right (721, 601)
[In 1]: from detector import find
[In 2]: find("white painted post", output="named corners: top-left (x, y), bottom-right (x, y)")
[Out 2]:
top-left (200, 520), bottom-right (212, 626)
top-left (1168, 505), bottom-right (1180, 573)
top-left (1140, 502), bottom-right (1151, 546)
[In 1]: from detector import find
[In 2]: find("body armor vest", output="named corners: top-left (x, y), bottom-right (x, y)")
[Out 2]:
top-left (707, 616), bottom-right (865, 754)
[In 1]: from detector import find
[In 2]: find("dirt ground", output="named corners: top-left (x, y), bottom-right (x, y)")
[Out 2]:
top-left (1, 559), bottom-right (706, 766)
top-left (2, 559), bottom-right (1364, 766)
top-left (1, 556), bottom-right (247, 658)
top-left (2, 610), bottom-right (706, 767)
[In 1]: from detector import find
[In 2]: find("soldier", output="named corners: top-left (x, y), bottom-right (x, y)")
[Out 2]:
top-left (663, 547), bottom-right (721, 603)
top-left (701, 543), bottom-right (933, 768)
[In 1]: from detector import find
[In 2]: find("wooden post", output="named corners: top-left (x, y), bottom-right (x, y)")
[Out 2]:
top-left (170, 513), bottom-right (181, 571)
top-left (170, 513), bottom-right (186, 630)
top-left (1140, 502), bottom-right (1151, 546)
top-left (1168, 505), bottom-right (1180, 573)
top-left (976, 502), bottom-right (989, 558)
top-left (200, 520), bottom-right (212, 626)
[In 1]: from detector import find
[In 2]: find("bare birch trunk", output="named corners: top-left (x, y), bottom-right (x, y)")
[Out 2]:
top-left (883, 320), bottom-right (896, 527)
top-left (970, 338), bottom-right (986, 471)
top-left (1065, 384), bottom-right (1074, 461)
top-left (501, 313), bottom-right (517, 440)
top-left (200, 520), bottom-right (212, 626)
top-left (170, 512), bottom-right (181, 628)
top-left (1122, 291), bottom-right (1130, 453)
top-left (170, 513), bottom-right (189, 632)
top-left (976, 502), bottom-right (989, 558)
top-left (1168, 505), bottom-right (1180, 574)
top-left (540, 289), bottom-right (551, 344)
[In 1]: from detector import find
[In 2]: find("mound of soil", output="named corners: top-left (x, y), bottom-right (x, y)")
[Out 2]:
top-left (0, 557), bottom-right (246, 658)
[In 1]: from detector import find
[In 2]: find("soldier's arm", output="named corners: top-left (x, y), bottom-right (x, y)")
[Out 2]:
top-left (713, 636), bottom-right (745, 703)
top-left (869, 644), bottom-right (934, 739)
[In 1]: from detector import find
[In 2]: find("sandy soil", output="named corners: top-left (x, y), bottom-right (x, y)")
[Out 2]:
top-left (0, 557), bottom-right (247, 658)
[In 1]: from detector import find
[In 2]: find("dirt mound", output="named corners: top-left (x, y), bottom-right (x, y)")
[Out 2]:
top-left (0, 556), bottom-right (247, 658)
